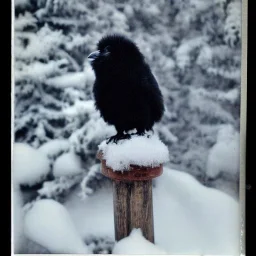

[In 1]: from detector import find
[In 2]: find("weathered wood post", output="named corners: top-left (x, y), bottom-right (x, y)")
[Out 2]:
top-left (97, 150), bottom-right (163, 243)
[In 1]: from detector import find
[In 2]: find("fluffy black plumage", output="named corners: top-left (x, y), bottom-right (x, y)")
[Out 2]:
top-left (88, 34), bottom-right (164, 143)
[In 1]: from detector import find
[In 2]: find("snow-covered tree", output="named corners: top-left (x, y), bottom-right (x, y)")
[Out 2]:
top-left (161, 0), bottom-right (241, 185)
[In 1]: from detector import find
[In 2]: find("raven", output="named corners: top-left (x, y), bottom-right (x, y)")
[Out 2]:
top-left (88, 34), bottom-right (164, 144)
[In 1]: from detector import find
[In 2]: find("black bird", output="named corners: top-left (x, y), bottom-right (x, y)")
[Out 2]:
top-left (88, 34), bottom-right (164, 144)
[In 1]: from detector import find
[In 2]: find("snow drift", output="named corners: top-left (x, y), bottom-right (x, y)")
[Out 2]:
top-left (24, 199), bottom-right (90, 254)
top-left (206, 124), bottom-right (240, 178)
top-left (64, 167), bottom-right (239, 255)
top-left (13, 143), bottom-right (50, 186)
top-left (113, 228), bottom-right (167, 254)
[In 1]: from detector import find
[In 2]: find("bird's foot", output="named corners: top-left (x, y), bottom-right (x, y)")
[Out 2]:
top-left (147, 129), bottom-right (154, 138)
top-left (131, 130), bottom-right (146, 137)
top-left (132, 130), bottom-right (153, 138)
top-left (106, 133), bottom-right (131, 144)
top-left (139, 132), bottom-right (151, 138)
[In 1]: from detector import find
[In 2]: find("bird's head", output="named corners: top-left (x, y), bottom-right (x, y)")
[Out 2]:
top-left (88, 34), bottom-right (144, 73)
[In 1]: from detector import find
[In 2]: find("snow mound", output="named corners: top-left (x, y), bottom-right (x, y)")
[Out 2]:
top-left (24, 199), bottom-right (90, 254)
top-left (217, 124), bottom-right (239, 142)
top-left (64, 186), bottom-right (114, 239)
top-left (53, 151), bottom-right (84, 177)
top-left (153, 168), bottom-right (239, 255)
top-left (65, 167), bottom-right (239, 255)
top-left (206, 124), bottom-right (240, 178)
top-left (112, 228), bottom-right (167, 254)
top-left (13, 187), bottom-right (24, 253)
top-left (45, 72), bottom-right (86, 89)
top-left (98, 134), bottom-right (169, 170)
top-left (38, 139), bottom-right (70, 159)
top-left (13, 143), bottom-right (50, 186)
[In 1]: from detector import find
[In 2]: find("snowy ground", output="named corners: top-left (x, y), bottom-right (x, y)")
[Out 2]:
top-left (12, 128), bottom-right (240, 255)
top-left (112, 229), bottom-right (168, 255)
top-left (19, 167), bottom-right (239, 255)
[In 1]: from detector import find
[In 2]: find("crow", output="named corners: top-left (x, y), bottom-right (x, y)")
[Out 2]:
top-left (88, 34), bottom-right (164, 144)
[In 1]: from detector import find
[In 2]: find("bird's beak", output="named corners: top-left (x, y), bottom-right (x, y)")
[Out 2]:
top-left (88, 50), bottom-right (100, 61)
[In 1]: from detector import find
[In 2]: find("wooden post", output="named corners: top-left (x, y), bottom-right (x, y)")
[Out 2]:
top-left (97, 151), bottom-right (163, 243)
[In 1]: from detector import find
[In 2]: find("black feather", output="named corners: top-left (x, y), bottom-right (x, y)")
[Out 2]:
top-left (89, 34), bottom-right (164, 143)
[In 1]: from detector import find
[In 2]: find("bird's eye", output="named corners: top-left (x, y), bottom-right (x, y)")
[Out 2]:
top-left (104, 46), bottom-right (110, 52)
top-left (102, 46), bottom-right (110, 56)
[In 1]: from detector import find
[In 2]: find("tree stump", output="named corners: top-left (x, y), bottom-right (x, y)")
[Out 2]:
top-left (97, 150), bottom-right (163, 243)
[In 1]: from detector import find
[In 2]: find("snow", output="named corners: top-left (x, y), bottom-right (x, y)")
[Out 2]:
top-left (206, 124), bottom-right (240, 178)
top-left (207, 66), bottom-right (241, 80)
top-left (222, 88), bottom-right (240, 103)
top-left (69, 109), bottom-right (116, 151)
top-left (197, 45), bottom-right (213, 66)
top-left (63, 100), bottom-right (95, 117)
top-left (65, 34), bottom-right (89, 51)
top-left (216, 123), bottom-right (239, 142)
top-left (15, 59), bottom-right (68, 83)
top-left (153, 168), bottom-right (239, 255)
top-left (15, 12), bottom-right (37, 31)
top-left (191, 0), bottom-right (214, 12)
top-left (45, 72), bottom-right (87, 89)
top-left (189, 88), bottom-right (234, 122)
top-left (53, 151), bottom-right (84, 178)
top-left (13, 143), bottom-right (50, 186)
top-left (83, 63), bottom-right (95, 87)
top-left (35, 122), bottom-right (46, 138)
top-left (38, 139), bottom-right (70, 158)
top-left (80, 164), bottom-right (100, 198)
top-left (225, 1), bottom-right (241, 47)
top-left (38, 175), bottom-right (83, 198)
top-left (98, 134), bottom-right (170, 171)
top-left (24, 199), bottom-right (90, 254)
top-left (64, 167), bottom-right (239, 255)
top-left (112, 228), bottom-right (167, 254)
top-left (176, 36), bottom-right (206, 70)
top-left (13, 187), bottom-right (24, 253)
top-left (156, 126), bottom-right (178, 143)
top-left (15, 25), bottom-right (65, 61)
top-left (64, 186), bottom-right (115, 239)
top-left (193, 87), bottom-right (240, 104)
top-left (145, 4), bottom-right (161, 16)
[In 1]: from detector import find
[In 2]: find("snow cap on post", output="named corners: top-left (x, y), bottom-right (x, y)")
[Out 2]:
top-left (97, 150), bottom-right (164, 181)
top-left (97, 134), bottom-right (169, 178)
